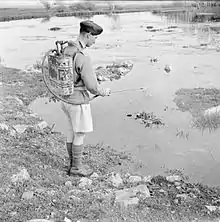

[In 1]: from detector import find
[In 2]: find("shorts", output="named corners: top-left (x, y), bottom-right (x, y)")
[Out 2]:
top-left (61, 102), bottom-right (93, 134)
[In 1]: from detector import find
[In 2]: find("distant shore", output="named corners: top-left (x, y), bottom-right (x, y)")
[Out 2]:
top-left (0, 2), bottom-right (190, 23)
top-left (0, 3), bottom-right (220, 23)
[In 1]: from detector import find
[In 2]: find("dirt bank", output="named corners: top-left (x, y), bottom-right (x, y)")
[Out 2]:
top-left (1, 65), bottom-right (220, 221)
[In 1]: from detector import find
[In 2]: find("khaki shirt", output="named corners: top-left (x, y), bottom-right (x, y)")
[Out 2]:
top-left (63, 40), bottom-right (105, 104)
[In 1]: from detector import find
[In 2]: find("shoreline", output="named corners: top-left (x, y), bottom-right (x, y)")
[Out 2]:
top-left (1, 64), bottom-right (220, 221)
top-left (0, 6), bottom-right (219, 24)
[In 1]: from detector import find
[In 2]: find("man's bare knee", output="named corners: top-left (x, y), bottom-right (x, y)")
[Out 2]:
top-left (73, 132), bottom-right (86, 145)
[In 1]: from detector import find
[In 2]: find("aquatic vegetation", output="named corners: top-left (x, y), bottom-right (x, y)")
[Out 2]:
top-left (174, 88), bottom-right (220, 115)
top-left (95, 60), bottom-right (133, 82)
top-left (176, 128), bottom-right (189, 140)
top-left (127, 111), bottom-right (165, 128)
top-left (192, 112), bottom-right (220, 133)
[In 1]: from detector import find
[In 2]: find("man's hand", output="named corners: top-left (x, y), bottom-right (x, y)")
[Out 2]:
top-left (103, 88), bottom-right (111, 96)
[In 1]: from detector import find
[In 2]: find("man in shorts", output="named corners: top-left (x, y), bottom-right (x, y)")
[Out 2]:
top-left (61, 20), bottom-right (111, 177)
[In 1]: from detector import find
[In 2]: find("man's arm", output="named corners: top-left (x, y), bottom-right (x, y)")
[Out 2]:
top-left (75, 53), bottom-right (108, 96)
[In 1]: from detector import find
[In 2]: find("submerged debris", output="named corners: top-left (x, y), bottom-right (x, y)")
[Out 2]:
top-left (127, 111), bottom-right (165, 128)
top-left (95, 60), bottom-right (133, 82)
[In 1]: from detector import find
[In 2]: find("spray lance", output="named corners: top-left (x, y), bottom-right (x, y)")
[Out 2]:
top-left (90, 87), bottom-right (147, 100)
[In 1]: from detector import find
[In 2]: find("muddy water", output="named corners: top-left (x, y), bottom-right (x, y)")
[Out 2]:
top-left (1, 12), bottom-right (220, 186)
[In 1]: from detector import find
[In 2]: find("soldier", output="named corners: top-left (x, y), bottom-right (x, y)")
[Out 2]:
top-left (61, 20), bottom-right (111, 177)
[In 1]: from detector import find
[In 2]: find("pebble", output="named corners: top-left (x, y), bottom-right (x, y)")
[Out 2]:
top-left (11, 168), bottom-right (30, 183)
top-left (78, 178), bottom-right (92, 189)
top-left (22, 191), bottom-right (34, 200)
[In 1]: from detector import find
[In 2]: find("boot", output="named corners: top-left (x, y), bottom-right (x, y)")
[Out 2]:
top-left (70, 144), bottom-right (93, 177)
top-left (66, 142), bottom-right (73, 175)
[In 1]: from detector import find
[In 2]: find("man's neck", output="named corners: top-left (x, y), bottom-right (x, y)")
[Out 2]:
top-left (77, 35), bottom-right (86, 49)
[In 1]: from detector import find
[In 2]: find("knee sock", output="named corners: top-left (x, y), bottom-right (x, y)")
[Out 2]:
top-left (66, 142), bottom-right (73, 166)
top-left (72, 144), bottom-right (83, 169)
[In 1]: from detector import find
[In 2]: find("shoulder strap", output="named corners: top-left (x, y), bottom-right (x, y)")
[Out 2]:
top-left (73, 51), bottom-right (84, 84)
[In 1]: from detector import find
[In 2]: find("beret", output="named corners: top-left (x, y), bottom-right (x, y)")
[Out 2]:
top-left (80, 20), bottom-right (103, 36)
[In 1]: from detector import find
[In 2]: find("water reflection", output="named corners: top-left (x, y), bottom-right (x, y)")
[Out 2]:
top-left (163, 11), bottom-right (197, 24)
top-left (106, 13), bottom-right (122, 31)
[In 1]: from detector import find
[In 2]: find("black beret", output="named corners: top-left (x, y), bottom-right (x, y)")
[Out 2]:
top-left (80, 20), bottom-right (103, 36)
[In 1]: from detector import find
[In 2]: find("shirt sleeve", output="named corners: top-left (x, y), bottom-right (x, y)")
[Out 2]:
top-left (75, 53), bottom-right (106, 96)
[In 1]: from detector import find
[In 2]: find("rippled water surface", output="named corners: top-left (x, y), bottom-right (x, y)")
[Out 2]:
top-left (1, 12), bottom-right (220, 185)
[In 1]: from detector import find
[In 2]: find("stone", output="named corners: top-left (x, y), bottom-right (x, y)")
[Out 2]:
top-left (133, 185), bottom-right (150, 198)
top-left (174, 181), bottom-right (181, 186)
top-left (78, 178), bottom-right (92, 189)
top-left (65, 181), bottom-right (72, 187)
top-left (115, 189), bottom-right (139, 208)
top-left (127, 175), bottom-right (142, 183)
top-left (6, 96), bottom-right (24, 106)
top-left (143, 175), bottom-right (152, 183)
top-left (27, 220), bottom-right (53, 222)
top-left (164, 65), bottom-right (172, 73)
top-left (166, 175), bottom-right (181, 183)
top-left (22, 191), bottom-right (34, 200)
top-left (37, 121), bottom-right (48, 130)
top-left (64, 217), bottom-right (72, 222)
top-left (11, 168), bottom-right (30, 183)
top-left (115, 185), bottom-right (150, 208)
top-left (90, 172), bottom-right (99, 179)
top-left (9, 129), bottom-right (16, 137)
top-left (206, 205), bottom-right (218, 212)
top-left (30, 113), bottom-right (39, 118)
top-left (176, 194), bottom-right (189, 200)
top-left (13, 124), bottom-right (29, 134)
top-left (0, 123), bottom-right (9, 131)
top-left (109, 172), bottom-right (123, 187)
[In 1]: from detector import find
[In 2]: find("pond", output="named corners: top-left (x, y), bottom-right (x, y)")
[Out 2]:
top-left (1, 11), bottom-right (220, 186)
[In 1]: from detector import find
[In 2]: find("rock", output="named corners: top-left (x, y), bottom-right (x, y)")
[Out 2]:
top-left (0, 82), bottom-right (3, 86)
top-left (11, 168), bottom-right (30, 183)
top-left (64, 217), bottom-right (72, 222)
top-left (37, 121), bottom-right (48, 130)
top-left (10, 211), bottom-right (17, 216)
top-left (0, 123), bottom-right (9, 131)
top-left (13, 124), bottom-right (29, 134)
top-left (27, 220), bottom-right (53, 222)
top-left (22, 191), bottom-right (34, 200)
top-left (115, 189), bottom-right (139, 208)
top-left (146, 26), bottom-right (154, 29)
top-left (127, 175), bottom-right (142, 183)
top-left (174, 181), bottom-right (181, 186)
top-left (176, 194), bottom-right (189, 200)
top-left (206, 205), bottom-right (218, 212)
top-left (108, 172), bottom-right (123, 187)
top-left (6, 96), bottom-right (24, 106)
top-left (143, 175), bottom-right (152, 183)
top-left (133, 184), bottom-right (151, 198)
top-left (49, 27), bottom-right (61, 31)
top-left (164, 65), bottom-right (172, 73)
top-left (90, 172), bottom-right (99, 179)
top-left (124, 173), bottom-right (131, 178)
top-left (65, 181), bottom-right (72, 187)
top-left (15, 111), bottom-right (24, 118)
top-left (115, 185), bottom-right (150, 208)
top-left (166, 175), bottom-right (181, 183)
top-left (9, 129), bottom-right (16, 137)
top-left (30, 113), bottom-right (39, 118)
top-left (78, 178), bottom-right (92, 189)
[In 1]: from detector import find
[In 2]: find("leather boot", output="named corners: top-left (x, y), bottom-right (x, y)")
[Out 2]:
top-left (70, 144), bottom-right (93, 177)
top-left (66, 142), bottom-right (73, 175)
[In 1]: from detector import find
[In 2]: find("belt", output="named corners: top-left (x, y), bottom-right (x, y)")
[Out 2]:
top-left (74, 86), bottom-right (86, 91)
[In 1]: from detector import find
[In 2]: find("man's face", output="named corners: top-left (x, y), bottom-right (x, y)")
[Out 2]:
top-left (86, 33), bottom-right (97, 47)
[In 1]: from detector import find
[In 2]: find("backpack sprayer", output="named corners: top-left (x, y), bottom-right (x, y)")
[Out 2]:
top-left (42, 41), bottom-right (146, 103)
top-left (42, 40), bottom-right (77, 104)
